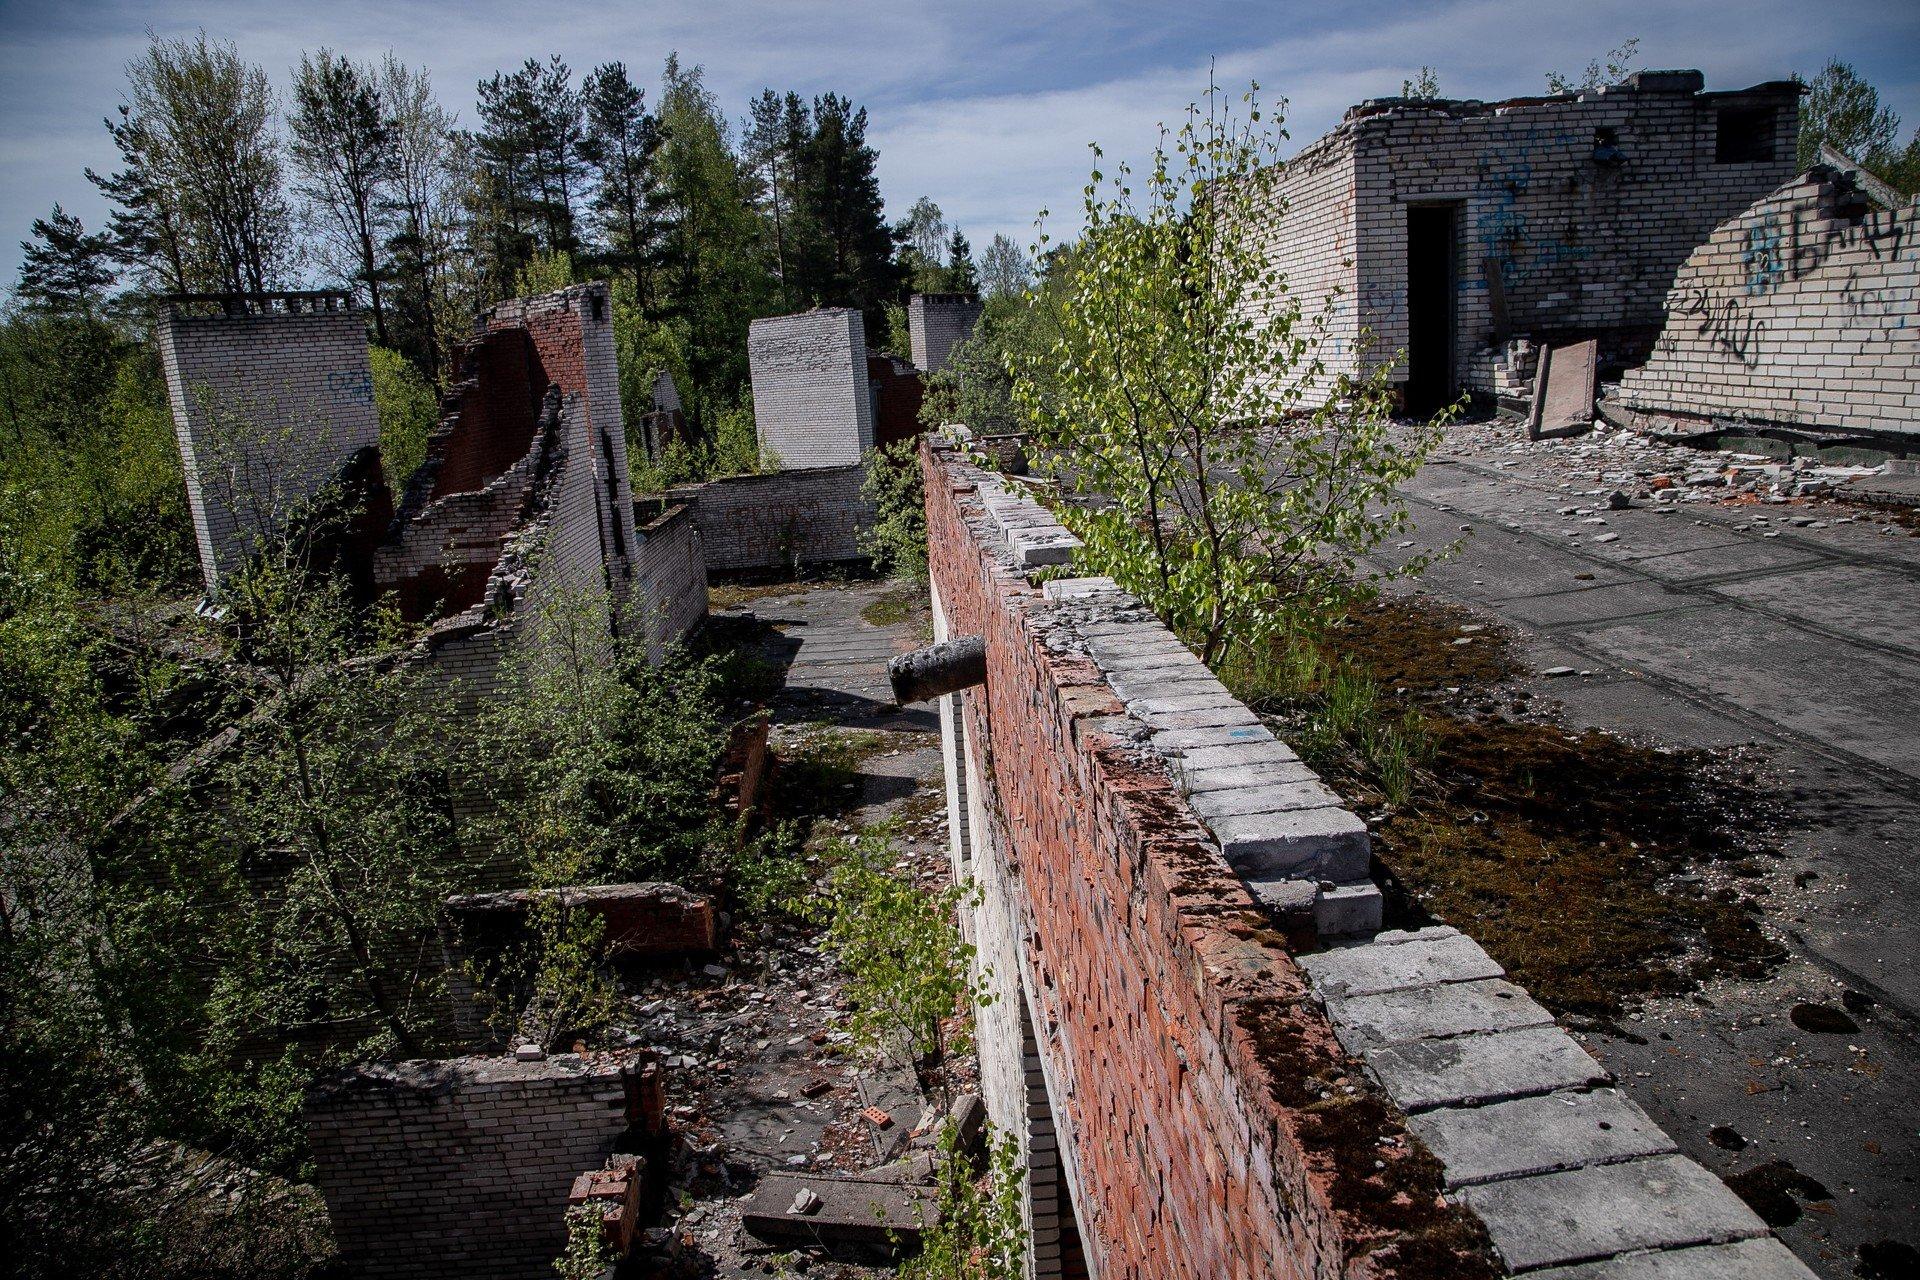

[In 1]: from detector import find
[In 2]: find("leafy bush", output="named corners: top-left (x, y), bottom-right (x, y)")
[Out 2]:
top-left (369, 343), bottom-right (439, 493)
top-left (860, 437), bottom-right (928, 583)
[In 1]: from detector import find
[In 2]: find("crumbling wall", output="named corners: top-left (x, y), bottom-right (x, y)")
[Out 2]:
top-left (1614, 169), bottom-right (1919, 436)
top-left (920, 438), bottom-right (1480, 1279)
top-left (668, 465), bottom-right (872, 573)
top-left (1245, 72), bottom-right (1801, 401)
top-left (908, 293), bottom-right (983, 374)
top-left (156, 294), bottom-right (380, 592)
top-left (304, 1051), bottom-right (646, 1280)
top-left (747, 308), bottom-right (874, 468)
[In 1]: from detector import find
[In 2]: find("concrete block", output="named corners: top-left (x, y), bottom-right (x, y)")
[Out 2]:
top-left (1175, 741), bottom-right (1302, 774)
top-left (1315, 882), bottom-right (1383, 937)
top-left (1190, 779), bottom-right (1347, 820)
top-left (1458, 1155), bottom-right (1769, 1273)
top-left (1008, 529), bottom-right (1081, 568)
top-left (1126, 691), bottom-right (1241, 716)
top-left (1364, 1025), bottom-right (1609, 1112)
top-left (1178, 760), bottom-right (1320, 793)
top-left (1150, 724), bottom-right (1274, 753)
top-left (1298, 932), bottom-right (1501, 997)
top-left (1138, 705), bottom-right (1263, 731)
top-left (1322, 978), bottom-right (1553, 1050)
top-left (1408, 1088), bottom-right (1676, 1187)
top-left (1526, 1237), bottom-right (1816, 1280)
top-left (1041, 576), bottom-right (1119, 600)
top-left (1209, 807), bottom-right (1370, 879)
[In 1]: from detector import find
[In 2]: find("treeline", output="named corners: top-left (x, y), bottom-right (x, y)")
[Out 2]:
top-left (21, 33), bottom-right (1025, 432)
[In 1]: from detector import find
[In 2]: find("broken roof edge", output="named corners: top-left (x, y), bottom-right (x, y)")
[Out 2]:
top-left (1333, 68), bottom-right (1796, 130)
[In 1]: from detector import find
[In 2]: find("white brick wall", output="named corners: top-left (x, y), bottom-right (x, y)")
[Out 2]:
top-left (1617, 173), bottom-right (1920, 436)
top-left (909, 294), bottom-right (984, 374)
top-left (157, 304), bottom-right (380, 592)
top-left (667, 464), bottom-right (873, 573)
top-left (748, 309), bottom-right (874, 468)
top-left (1238, 75), bottom-right (1801, 400)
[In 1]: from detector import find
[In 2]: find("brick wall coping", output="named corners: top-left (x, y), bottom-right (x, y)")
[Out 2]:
top-left (306, 1049), bottom-right (639, 1107)
top-left (929, 435), bottom-right (1813, 1277)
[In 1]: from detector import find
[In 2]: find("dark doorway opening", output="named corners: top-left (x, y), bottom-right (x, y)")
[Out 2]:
top-left (1405, 203), bottom-right (1460, 414)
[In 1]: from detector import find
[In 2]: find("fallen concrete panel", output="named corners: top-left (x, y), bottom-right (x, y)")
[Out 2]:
top-left (740, 1172), bottom-right (934, 1248)
top-left (1530, 338), bottom-right (1599, 440)
top-left (1458, 1154), bottom-right (1769, 1272)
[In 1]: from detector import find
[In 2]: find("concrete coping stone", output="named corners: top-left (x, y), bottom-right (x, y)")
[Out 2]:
top-left (1138, 705), bottom-right (1264, 732)
top-left (1177, 759), bottom-right (1321, 794)
top-left (1298, 932), bottom-right (1502, 997)
top-left (1523, 1237), bottom-right (1817, 1280)
top-left (1457, 1155), bottom-right (1770, 1273)
top-left (1150, 724), bottom-right (1275, 753)
top-left (1208, 807), bottom-right (1371, 880)
top-left (1321, 977), bottom-right (1554, 1051)
top-left (1174, 740), bottom-right (1303, 773)
top-left (1190, 779), bottom-right (1348, 821)
top-left (1407, 1088), bottom-right (1677, 1188)
top-left (1041, 576), bottom-right (1120, 600)
top-left (1363, 1024), bottom-right (1611, 1112)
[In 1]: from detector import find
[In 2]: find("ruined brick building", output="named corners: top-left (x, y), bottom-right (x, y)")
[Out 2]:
top-left (1244, 70), bottom-right (1802, 412)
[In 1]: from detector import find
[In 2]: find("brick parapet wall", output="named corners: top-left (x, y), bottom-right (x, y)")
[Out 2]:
top-left (304, 1051), bottom-right (642, 1279)
top-left (666, 464), bottom-right (872, 573)
top-left (630, 500), bottom-right (708, 662)
top-left (157, 307), bottom-right (380, 592)
top-left (925, 435), bottom-right (1813, 1278)
top-left (908, 293), bottom-right (984, 374)
top-left (921, 438), bottom-right (1487, 1278)
top-left (1615, 171), bottom-right (1919, 436)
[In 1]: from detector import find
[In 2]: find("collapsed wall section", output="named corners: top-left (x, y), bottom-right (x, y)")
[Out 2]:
top-left (748, 308), bottom-right (875, 468)
top-left (304, 1052), bottom-right (647, 1280)
top-left (1614, 169), bottom-right (1919, 436)
top-left (156, 293), bottom-right (380, 592)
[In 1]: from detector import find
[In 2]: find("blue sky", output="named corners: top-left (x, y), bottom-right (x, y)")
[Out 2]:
top-left (3, 0), bottom-right (1917, 286)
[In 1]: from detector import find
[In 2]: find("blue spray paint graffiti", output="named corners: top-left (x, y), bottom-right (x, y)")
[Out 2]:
top-left (1743, 215), bottom-right (1785, 296)
top-left (327, 369), bottom-right (374, 408)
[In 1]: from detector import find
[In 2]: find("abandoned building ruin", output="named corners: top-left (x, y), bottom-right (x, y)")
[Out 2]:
top-left (1246, 71), bottom-right (1810, 415)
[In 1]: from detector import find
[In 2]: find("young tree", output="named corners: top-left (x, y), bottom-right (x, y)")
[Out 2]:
top-left (99, 33), bottom-right (293, 296)
top-left (1546, 38), bottom-right (1640, 94)
top-left (945, 227), bottom-right (977, 293)
top-left (580, 62), bottom-right (668, 312)
top-left (896, 194), bottom-right (950, 293)
top-left (978, 232), bottom-right (1032, 299)
top-left (289, 50), bottom-right (398, 344)
top-left (1012, 83), bottom-right (1448, 665)
top-left (1401, 66), bottom-right (1441, 98)
top-left (15, 206), bottom-right (119, 315)
top-left (1798, 60), bottom-right (1920, 192)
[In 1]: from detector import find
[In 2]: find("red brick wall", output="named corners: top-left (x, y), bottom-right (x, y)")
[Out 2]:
top-left (922, 439), bottom-right (1491, 1280)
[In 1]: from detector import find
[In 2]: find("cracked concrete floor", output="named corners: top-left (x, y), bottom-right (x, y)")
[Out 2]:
top-left (1365, 422), bottom-right (1920, 1279)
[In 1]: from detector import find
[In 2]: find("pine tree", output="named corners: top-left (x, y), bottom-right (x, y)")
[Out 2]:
top-left (16, 206), bottom-right (119, 315)
top-left (475, 56), bottom-right (587, 289)
top-left (743, 89), bottom-right (809, 311)
top-left (945, 228), bottom-right (977, 293)
top-left (787, 93), bottom-right (900, 324)
top-left (290, 50), bottom-right (399, 344)
top-left (581, 62), bottom-right (669, 313)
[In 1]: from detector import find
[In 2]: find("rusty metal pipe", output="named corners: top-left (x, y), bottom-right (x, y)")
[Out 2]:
top-left (888, 636), bottom-right (987, 705)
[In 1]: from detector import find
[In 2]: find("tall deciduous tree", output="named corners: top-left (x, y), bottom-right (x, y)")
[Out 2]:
top-left (979, 233), bottom-right (1031, 299)
top-left (289, 50), bottom-right (399, 344)
top-left (91, 33), bottom-right (292, 296)
top-left (1798, 60), bottom-right (1920, 193)
top-left (378, 57), bottom-right (467, 377)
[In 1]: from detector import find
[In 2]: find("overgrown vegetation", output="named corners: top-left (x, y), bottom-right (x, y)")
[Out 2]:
top-left (904, 1123), bottom-right (1029, 1280)
top-left (861, 437), bottom-right (929, 584)
top-left (1221, 593), bottom-right (1785, 1019)
top-left (1010, 81), bottom-right (1450, 665)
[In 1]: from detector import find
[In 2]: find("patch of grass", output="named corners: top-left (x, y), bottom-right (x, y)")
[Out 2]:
top-left (1219, 592), bottom-right (1785, 1019)
top-left (860, 584), bottom-right (926, 629)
